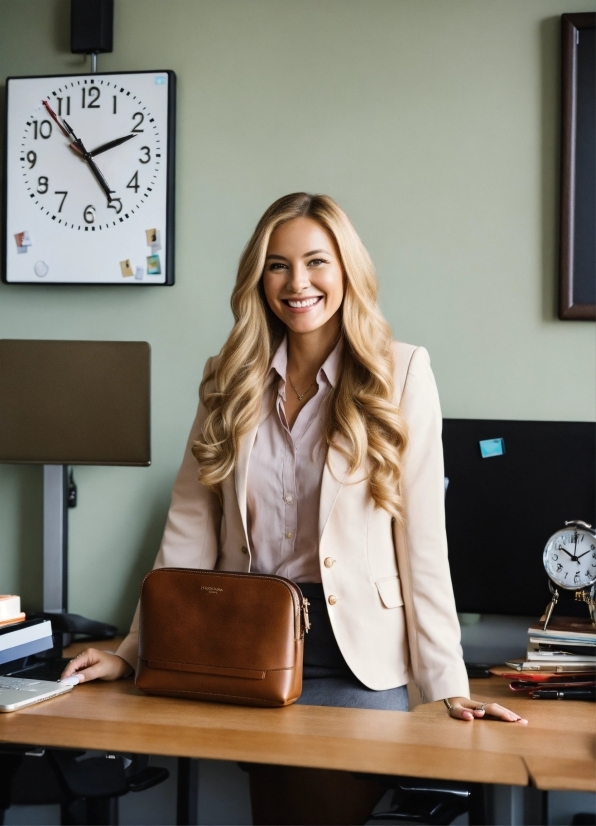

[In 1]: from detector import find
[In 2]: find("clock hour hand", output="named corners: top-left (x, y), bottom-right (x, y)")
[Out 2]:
top-left (62, 119), bottom-right (115, 204)
top-left (42, 100), bottom-right (71, 139)
top-left (576, 549), bottom-right (592, 560)
top-left (88, 133), bottom-right (136, 157)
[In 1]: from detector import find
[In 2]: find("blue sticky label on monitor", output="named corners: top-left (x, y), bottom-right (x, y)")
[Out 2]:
top-left (479, 438), bottom-right (505, 458)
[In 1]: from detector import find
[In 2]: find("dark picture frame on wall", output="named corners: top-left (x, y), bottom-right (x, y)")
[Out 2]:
top-left (559, 13), bottom-right (595, 320)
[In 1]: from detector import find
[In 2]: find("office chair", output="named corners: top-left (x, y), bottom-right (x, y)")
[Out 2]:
top-left (363, 775), bottom-right (485, 825)
top-left (0, 746), bottom-right (169, 826)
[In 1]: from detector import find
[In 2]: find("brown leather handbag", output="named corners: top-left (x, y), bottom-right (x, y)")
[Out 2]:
top-left (135, 568), bottom-right (310, 707)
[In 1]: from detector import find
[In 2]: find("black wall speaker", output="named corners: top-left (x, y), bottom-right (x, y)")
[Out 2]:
top-left (70, 0), bottom-right (114, 54)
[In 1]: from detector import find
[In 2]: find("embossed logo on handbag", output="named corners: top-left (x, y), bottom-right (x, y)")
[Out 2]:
top-left (200, 586), bottom-right (223, 593)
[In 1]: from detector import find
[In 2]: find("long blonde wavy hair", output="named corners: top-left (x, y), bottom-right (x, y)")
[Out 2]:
top-left (193, 193), bottom-right (408, 520)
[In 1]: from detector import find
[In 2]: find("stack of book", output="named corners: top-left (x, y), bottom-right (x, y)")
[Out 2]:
top-left (0, 594), bottom-right (26, 627)
top-left (0, 595), bottom-right (53, 666)
top-left (527, 616), bottom-right (595, 666)
top-left (506, 616), bottom-right (596, 673)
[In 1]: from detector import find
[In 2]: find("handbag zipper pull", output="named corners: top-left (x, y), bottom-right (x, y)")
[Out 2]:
top-left (302, 598), bottom-right (311, 633)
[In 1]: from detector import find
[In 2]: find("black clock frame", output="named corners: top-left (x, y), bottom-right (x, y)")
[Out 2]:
top-left (1, 69), bottom-right (176, 287)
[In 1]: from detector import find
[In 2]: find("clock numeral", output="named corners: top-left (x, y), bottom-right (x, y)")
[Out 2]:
top-left (552, 554), bottom-right (558, 561)
top-left (131, 112), bottom-right (144, 133)
top-left (83, 205), bottom-right (96, 224)
top-left (26, 151), bottom-right (37, 169)
top-left (56, 96), bottom-right (71, 116)
top-left (32, 120), bottom-right (52, 140)
top-left (591, 545), bottom-right (595, 550)
top-left (574, 572), bottom-right (581, 584)
top-left (82, 86), bottom-right (101, 109)
top-left (564, 571), bottom-right (568, 578)
top-left (113, 95), bottom-right (117, 114)
top-left (587, 571), bottom-right (592, 578)
top-left (139, 146), bottom-right (151, 164)
top-left (54, 191), bottom-right (68, 213)
top-left (37, 176), bottom-right (49, 194)
top-left (126, 171), bottom-right (140, 193)
top-left (556, 563), bottom-right (563, 572)
top-left (107, 197), bottom-right (123, 215)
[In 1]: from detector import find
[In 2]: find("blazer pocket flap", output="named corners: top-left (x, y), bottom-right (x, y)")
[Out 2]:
top-left (375, 576), bottom-right (404, 609)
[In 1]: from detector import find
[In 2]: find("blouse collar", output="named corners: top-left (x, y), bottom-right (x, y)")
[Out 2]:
top-left (269, 335), bottom-right (342, 395)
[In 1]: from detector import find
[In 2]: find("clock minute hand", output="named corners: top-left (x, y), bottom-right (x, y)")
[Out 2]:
top-left (576, 549), bottom-right (592, 560)
top-left (62, 119), bottom-right (114, 204)
top-left (88, 133), bottom-right (136, 157)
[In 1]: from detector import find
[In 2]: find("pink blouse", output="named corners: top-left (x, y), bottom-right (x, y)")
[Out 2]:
top-left (246, 338), bottom-right (341, 583)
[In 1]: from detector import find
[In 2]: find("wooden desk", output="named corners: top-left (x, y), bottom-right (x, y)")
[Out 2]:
top-left (0, 678), bottom-right (527, 787)
top-left (0, 646), bottom-right (593, 802)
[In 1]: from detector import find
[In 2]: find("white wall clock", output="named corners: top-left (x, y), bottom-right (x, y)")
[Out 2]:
top-left (3, 70), bottom-right (175, 285)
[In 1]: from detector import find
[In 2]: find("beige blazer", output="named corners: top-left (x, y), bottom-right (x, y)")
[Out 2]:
top-left (116, 342), bottom-right (470, 703)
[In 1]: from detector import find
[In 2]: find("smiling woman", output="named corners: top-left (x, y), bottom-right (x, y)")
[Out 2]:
top-left (63, 192), bottom-right (527, 825)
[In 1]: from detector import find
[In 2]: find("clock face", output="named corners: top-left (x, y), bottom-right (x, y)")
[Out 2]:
top-left (543, 526), bottom-right (596, 590)
top-left (21, 78), bottom-right (161, 231)
top-left (4, 71), bottom-right (175, 285)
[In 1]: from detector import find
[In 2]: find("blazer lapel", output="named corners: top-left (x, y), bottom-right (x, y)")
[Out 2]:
top-left (319, 441), bottom-right (351, 541)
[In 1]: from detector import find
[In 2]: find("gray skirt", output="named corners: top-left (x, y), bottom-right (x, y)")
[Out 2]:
top-left (296, 583), bottom-right (408, 711)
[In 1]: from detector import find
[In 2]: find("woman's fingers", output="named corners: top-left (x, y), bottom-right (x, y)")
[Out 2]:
top-left (447, 697), bottom-right (528, 724)
top-left (60, 649), bottom-right (132, 682)
top-left (60, 648), bottom-right (100, 679)
top-left (482, 702), bottom-right (528, 724)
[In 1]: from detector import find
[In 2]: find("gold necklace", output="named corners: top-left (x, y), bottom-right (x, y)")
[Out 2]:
top-left (287, 374), bottom-right (316, 402)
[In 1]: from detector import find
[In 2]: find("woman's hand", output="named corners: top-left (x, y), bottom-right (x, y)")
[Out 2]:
top-left (60, 648), bottom-right (133, 683)
top-left (445, 696), bottom-right (528, 724)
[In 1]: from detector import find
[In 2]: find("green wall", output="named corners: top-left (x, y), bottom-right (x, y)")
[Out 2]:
top-left (1, 0), bottom-right (594, 628)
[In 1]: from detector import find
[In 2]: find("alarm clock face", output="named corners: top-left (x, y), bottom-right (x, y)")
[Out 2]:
top-left (543, 526), bottom-right (596, 590)
top-left (4, 71), bottom-right (175, 285)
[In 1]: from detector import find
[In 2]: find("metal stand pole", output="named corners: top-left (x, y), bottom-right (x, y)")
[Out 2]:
top-left (43, 465), bottom-right (69, 614)
top-left (176, 758), bottom-right (199, 826)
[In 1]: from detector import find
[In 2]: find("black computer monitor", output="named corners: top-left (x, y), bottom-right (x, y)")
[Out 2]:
top-left (443, 419), bottom-right (595, 617)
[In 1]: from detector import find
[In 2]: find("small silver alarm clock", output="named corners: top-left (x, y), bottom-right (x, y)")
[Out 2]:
top-left (542, 520), bottom-right (596, 629)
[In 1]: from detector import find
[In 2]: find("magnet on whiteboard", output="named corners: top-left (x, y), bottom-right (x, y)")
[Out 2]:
top-left (146, 228), bottom-right (161, 252)
top-left (34, 260), bottom-right (48, 278)
top-left (15, 231), bottom-right (32, 250)
top-left (134, 267), bottom-right (144, 280)
top-left (120, 259), bottom-right (134, 278)
top-left (146, 254), bottom-right (161, 275)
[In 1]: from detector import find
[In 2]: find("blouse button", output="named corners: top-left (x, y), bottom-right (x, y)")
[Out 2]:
top-left (240, 545), bottom-right (249, 555)
top-left (285, 494), bottom-right (294, 504)
top-left (324, 557), bottom-right (335, 568)
top-left (328, 595), bottom-right (337, 605)
top-left (285, 532), bottom-right (293, 539)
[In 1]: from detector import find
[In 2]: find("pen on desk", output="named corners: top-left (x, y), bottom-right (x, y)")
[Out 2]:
top-left (530, 688), bottom-right (596, 700)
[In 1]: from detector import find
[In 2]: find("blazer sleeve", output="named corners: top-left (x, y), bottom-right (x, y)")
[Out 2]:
top-left (393, 346), bottom-right (470, 703)
top-left (115, 356), bottom-right (222, 670)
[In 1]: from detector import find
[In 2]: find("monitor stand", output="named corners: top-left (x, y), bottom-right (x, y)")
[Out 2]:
top-left (40, 465), bottom-right (117, 645)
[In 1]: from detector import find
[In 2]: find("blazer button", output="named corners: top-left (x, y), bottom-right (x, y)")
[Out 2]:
top-left (240, 545), bottom-right (249, 555)
top-left (324, 557), bottom-right (335, 568)
top-left (328, 595), bottom-right (337, 605)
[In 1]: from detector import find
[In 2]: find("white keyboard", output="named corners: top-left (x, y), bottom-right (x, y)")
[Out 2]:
top-left (0, 677), bottom-right (44, 691)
